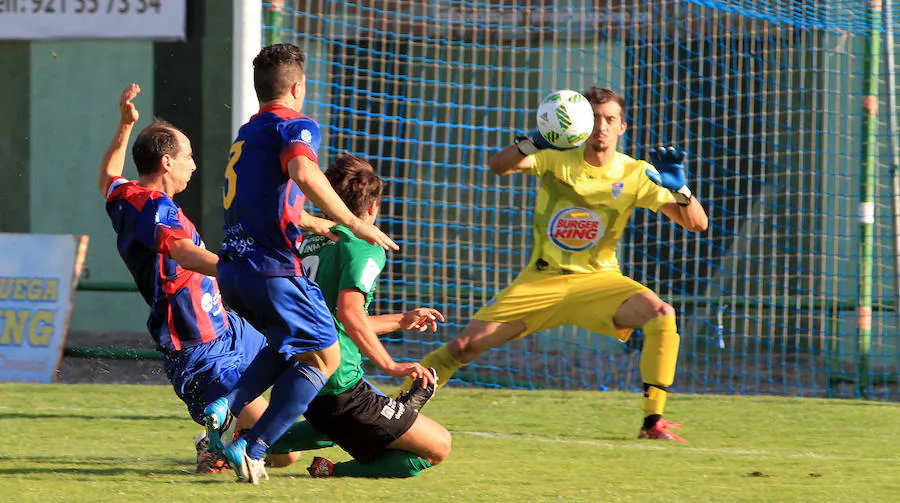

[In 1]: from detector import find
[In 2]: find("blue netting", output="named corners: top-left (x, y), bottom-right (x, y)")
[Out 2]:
top-left (265, 0), bottom-right (900, 399)
top-left (685, 0), bottom-right (880, 33)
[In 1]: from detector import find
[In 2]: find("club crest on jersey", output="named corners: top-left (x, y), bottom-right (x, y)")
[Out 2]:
top-left (611, 182), bottom-right (624, 199)
top-left (548, 206), bottom-right (604, 252)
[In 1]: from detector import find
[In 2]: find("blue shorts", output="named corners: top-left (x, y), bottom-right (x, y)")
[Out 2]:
top-left (217, 261), bottom-right (338, 361)
top-left (163, 311), bottom-right (267, 424)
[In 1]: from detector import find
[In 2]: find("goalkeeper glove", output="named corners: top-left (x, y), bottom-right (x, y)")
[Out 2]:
top-left (515, 131), bottom-right (575, 156)
top-left (646, 145), bottom-right (693, 206)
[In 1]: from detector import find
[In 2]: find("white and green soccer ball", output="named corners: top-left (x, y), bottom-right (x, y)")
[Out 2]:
top-left (536, 89), bottom-right (594, 149)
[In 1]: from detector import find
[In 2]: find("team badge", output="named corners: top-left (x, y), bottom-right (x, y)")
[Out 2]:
top-left (547, 206), bottom-right (605, 252)
top-left (611, 182), bottom-right (624, 199)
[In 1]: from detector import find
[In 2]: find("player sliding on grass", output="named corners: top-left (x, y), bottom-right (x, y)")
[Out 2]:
top-left (97, 83), bottom-right (322, 472)
top-left (402, 87), bottom-right (709, 442)
top-left (288, 154), bottom-right (451, 478)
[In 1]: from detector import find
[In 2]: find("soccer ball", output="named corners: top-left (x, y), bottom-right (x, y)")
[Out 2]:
top-left (536, 90), bottom-right (594, 149)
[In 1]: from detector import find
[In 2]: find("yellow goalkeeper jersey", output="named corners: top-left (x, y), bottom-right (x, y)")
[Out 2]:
top-left (527, 147), bottom-right (674, 274)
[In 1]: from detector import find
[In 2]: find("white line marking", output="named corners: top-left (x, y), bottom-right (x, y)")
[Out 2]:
top-left (456, 430), bottom-right (900, 463)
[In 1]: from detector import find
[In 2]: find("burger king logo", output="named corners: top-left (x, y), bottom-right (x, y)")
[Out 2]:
top-left (548, 207), bottom-right (604, 251)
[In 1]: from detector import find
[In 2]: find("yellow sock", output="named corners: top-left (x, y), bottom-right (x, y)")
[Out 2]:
top-left (639, 314), bottom-right (680, 416)
top-left (396, 343), bottom-right (465, 396)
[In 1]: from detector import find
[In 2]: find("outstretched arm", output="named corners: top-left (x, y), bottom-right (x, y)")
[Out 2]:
top-left (288, 157), bottom-right (398, 251)
top-left (336, 289), bottom-right (437, 386)
top-left (487, 143), bottom-right (536, 175)
top-left (660, 199), bottom-right (708, 232)
top-left (98, 83), bottom-right (140, 195)
top-left (296, 209), bottom-right (339, 242)
top-left (369, 308), bottom-right (445, 336)
top-left (488, 131), bottom-right (575, 175)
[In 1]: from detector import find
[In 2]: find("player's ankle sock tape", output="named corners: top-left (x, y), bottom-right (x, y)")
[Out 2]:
top-left (641, 384), bottom-right (669, 417)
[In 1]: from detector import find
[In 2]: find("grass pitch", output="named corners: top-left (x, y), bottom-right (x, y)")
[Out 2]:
top-left (1, 384), bottom-right (898, 502)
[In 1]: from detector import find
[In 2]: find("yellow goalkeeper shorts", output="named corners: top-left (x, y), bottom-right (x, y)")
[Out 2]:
top-left (473, 268), bottom-right (653, 342)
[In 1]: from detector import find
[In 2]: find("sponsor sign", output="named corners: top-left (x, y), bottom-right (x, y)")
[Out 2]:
top-left (0, 0), bottom-right (186, 40)
top-left (547, 206), bottom-right (604, 252)
top-left (0, 234), bottom-right (89, 383)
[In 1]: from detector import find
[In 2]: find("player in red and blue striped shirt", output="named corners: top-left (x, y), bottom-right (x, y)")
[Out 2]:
top-left (99, 84), bottom-right (318, 473)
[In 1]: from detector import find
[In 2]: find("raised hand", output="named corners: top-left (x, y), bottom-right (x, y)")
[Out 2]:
top-left (646, 145), bottom-right (687, 192)
top-left (119, 83), bottom-right (140, 126)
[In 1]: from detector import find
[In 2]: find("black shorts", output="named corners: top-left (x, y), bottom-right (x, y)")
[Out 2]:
top-left (304, 379), bottom-right (418, 463)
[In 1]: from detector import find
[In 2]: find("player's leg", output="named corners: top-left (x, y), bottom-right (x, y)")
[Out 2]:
top-left (305, 381), bottom-right (449, 478)
top-left (401, 268), bottom-right (565, 394)
top-left (234, 343), bottom-right (338, 462)
top-left (410, 319), bottom-right (526, 393)
top-left (171, 325), bottom-right (271, 473)
top-left (265, 419), bottom-right (335, 466)
top-left (309, 450), bottom-right (433, 479)
top-left (385, 414), bottom-right (451, 465)
top-left (224, 311), bottom-right (334, 469)
top-left (613, 291), bottom-right (683, 441)
top-left (220, 274), bottom-right (340, 482)
top-left (565, 272), bottom-right (683, 441)
top-left (204, 311), bottom-right (287, 452)
top-left (235, 396), bottom-right (306, 467)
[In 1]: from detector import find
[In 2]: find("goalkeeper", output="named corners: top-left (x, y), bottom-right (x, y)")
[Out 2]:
top-left (402, 87), bottom-right (708, 442)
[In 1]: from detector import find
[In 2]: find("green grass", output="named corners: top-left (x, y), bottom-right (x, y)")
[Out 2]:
top-left (1, 384), bottom-right (899, 502)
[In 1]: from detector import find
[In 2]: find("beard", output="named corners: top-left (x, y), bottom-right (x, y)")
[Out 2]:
top-left (589, 139), bottom-right (610, 152)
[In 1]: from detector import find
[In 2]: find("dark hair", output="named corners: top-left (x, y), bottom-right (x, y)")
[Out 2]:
top-left (131, 120), bottom-right (183, 176)
top-left (582, 87), bottom-right (626, 117)
top-left (325, 154), bottom-right (383, 218)
top-left (253, 43), bottom-right (306, 102)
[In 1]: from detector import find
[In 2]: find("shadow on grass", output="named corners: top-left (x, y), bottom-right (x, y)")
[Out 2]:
top-left (0, 412), bottom-right (183, 421)
top-left (0, 466), bottom-right (188, 477)
top-left (0, 456), bottom-right (299, 484)
top-left (0, 455), bottom-right (197, 477)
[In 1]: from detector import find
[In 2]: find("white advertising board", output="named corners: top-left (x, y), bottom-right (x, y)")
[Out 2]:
top-left (0, 234), bottom-right (89, 383)
top-left (0, 0), bottom-right (186, 40)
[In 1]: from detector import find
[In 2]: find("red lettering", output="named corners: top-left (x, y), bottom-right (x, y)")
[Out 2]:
top-left (555, 219), bottom-right (599, 232)
top-left (554, 227), bottom-right (600, 240)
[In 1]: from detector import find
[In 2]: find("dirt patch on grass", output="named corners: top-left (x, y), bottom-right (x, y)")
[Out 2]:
top-left (57, 329), bottom-right (169, 385)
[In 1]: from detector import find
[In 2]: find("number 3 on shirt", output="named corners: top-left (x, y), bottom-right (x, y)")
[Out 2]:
top-left (223, 141), bottom-right (245, 210)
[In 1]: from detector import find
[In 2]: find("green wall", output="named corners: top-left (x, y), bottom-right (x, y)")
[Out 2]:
top-left (0, 0), bottom-right (236, 334)
top-left (28, 41), bottom-right (155, 332)
top-left (0, 42), bottom-right (30, 233)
